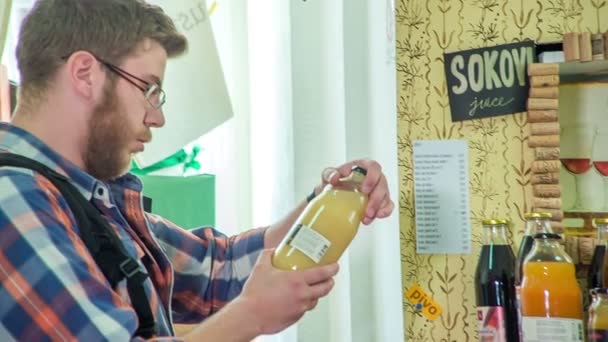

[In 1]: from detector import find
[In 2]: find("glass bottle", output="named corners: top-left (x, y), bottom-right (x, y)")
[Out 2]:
top-left (514, 212), bottom-right (553, 340)
top-left (520, 233), bottom-right (584, 342)
top-left (272, 166), bottom-right (368, 271)
top-left (588, 288), bottom-right (608, 341)
top-left (589, 219), bottom-right (608, 299)
top-left (515, 212), bottom-right (554, 287)
top-left (475, 219), bottom-right (519, 342)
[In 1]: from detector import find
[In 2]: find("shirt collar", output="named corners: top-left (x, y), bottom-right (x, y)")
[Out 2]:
top-left (0, 122), bottom-right (143, 199)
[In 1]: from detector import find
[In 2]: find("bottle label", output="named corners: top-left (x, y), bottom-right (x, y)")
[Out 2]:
top-left (589, 330), bottom-right (608, 341)
top-left (288, 224), bottom-right (331, 263)
top-left (522, 317), bottom-right (584, 342)
top-left (477, 306), bottom-right (507, 342)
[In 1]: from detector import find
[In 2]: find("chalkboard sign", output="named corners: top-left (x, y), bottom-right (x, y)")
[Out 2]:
top-left (444, 41), bottom-right (536, 122)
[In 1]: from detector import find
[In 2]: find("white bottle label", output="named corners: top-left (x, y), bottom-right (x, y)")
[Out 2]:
top-left (289, 224), bottom-right (331, 263)
top-left (521, 317), bottom-right (584, 342)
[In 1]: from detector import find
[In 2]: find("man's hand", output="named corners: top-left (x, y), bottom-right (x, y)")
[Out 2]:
top-left (236, 249), bottom-right (339, 335)
top-left (318, 159), bottom-right (394, 225)
top-left (183, 248), bottom-right (337, 341)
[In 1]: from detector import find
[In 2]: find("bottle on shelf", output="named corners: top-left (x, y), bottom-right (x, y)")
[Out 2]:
top-left (474, 219), bottom-right (519, 342)
top-left (588, 288), bottom-right (608, 341)
top-left (520, 233), bottom-right (584, 342)
top-left (272, 166), bottom-right (368, 271)
top-left (515, 212), bottom-right (554, 287)
top-left (514, 212), bottom-right (554, 338)
top-left (588, 219), bottom-right (608, 300)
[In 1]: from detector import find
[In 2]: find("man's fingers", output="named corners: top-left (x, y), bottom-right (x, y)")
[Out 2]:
top-left (307, 298), bottom-right (320, 311)
top-left (358, 161), bottom-right (382, 195)
top-left (300, 263), bottom-right (339, 285)
top-left (325, 160), bottom-right (383, 193)
top-left (321, 167), bottom-right (339, 184)
top-left (308, 278), bottom-right (335, 299)
top-left (376, 198), bottom-right (395, 218)
top-left (364, 176), bottom-right (387, 217)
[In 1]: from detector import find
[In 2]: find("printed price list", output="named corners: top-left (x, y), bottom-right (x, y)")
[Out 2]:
top-left (413, 140), bottom-right (471, 254)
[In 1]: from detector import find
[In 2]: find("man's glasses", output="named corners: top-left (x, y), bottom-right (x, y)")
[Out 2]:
top-left (62, 53), bottom-right (166, 110)
top-left (98, 59), bottom-right (166, 110)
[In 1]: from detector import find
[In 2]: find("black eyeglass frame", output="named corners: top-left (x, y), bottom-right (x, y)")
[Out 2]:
top-left (61, 53), bottom-right (166, 109)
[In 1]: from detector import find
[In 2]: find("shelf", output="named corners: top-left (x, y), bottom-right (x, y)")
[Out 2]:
top-left (559, 59), bottom-right (608, 83)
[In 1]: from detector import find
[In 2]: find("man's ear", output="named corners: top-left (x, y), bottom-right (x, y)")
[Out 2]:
top-left (65, 51), bottom-right (102, 101)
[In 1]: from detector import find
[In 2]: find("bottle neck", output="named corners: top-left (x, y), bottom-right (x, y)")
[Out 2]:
top-left (524, 218), bottom-right (553, 236)
top-left (482, 224), bottom-right (509, 245)
top-left (336, 171), bottom-right (366, 192)
top-left (526, 238), bottom-right (572, 263)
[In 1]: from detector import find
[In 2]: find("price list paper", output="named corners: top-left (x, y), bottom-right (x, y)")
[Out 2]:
top-left (413, 140), bottom-right (471, 254)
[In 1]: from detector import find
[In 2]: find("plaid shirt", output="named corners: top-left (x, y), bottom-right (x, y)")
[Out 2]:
top-left (0, 123), bottom-right (266, 341)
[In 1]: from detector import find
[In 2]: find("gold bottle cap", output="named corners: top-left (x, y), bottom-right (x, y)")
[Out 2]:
top-left (482, 219), bottom-right (509, 226)
top-left (595, 218), bottom-right (608, 225)
top-left (524, 212), bottom-right (552, 219)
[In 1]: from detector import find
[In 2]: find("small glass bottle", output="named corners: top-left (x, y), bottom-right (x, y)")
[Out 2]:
top-left (515, 212), bottom-right (554, 287)
top-left (520, 233), bottom-right (584, 342)
top-left (589, 219), bottom-right (608, 299)
top-left (272, 166), bottom-right (368, 271)
top-left (475, 219), bottom-right (519, 342)
top-left (588, 288), bottom-right (608, 341)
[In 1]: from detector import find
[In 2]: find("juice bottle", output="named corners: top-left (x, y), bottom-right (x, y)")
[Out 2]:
top-left (474, 219), bottom-right (519, 342)
top-left (520, 233), bottom-right (584, 342)
top-left (514, 212), bottom-right (553, 339)
top-left (588, 288), bottom-right (608, 341)
top-left (515, 213), bottom-right (553, 287)
top-left (272, 166), bottom-right (368, 271)
top-left (589, 219), bottom-right (608, 300)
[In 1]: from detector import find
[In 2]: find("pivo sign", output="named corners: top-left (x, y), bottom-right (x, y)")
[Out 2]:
top-left (405, 284), bottom-right (443, 321)
top-left (444, 40), bottom-right (536, 122)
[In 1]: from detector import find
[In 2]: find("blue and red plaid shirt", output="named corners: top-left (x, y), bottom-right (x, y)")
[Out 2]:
top-left (0, 123), bottom-right (266, 341)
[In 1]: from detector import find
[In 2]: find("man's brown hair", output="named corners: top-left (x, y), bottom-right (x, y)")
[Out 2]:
top-left (16, 0), bottom-right (188, 102)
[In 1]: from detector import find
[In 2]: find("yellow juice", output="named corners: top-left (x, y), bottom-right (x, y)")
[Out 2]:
top-left (272, 178), bottom-right (368, 271)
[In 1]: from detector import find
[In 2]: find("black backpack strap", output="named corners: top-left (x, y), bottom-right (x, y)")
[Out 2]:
top-left (0, 153), bottom-right (157, 338)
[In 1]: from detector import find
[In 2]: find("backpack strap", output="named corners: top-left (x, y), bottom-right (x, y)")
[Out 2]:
top-left (0, 153), bottom-right (157, 338)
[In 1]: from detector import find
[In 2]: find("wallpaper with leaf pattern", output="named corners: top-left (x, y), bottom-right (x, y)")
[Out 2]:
top-left (396, 0), bottom-right (607, 341)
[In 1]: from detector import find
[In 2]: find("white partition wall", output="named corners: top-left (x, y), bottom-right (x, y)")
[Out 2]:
top-left (290, 0), bottom-right (404, 341)
top-left (290, 1), bottom-right (351, 342)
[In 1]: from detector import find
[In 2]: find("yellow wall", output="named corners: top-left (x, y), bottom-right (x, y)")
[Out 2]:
top-left (397, 0), bottom-right (607, 340)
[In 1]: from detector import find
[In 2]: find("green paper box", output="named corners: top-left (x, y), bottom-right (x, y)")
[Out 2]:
top-left (137, 174), bottom-right (215, 229)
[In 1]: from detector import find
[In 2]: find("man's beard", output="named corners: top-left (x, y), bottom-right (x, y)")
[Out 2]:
top-left (83, 82), bottom-right (134, 181)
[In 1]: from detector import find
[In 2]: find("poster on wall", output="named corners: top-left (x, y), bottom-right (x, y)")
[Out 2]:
top-left (413, 139), bottom-right (471, 254)
top-left (444, 40), bottom-right (536, 122)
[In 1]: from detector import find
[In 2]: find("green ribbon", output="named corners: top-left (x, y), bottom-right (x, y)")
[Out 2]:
top-left (131, 146), bottom-right (202, 175)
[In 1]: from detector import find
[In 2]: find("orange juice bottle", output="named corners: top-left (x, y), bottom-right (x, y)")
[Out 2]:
top-left (272, 166), bottom-right (368, 271)
top-left (588, 288), bottom-right (608, 341)
top-left (520, 233), bottom-right (584, 341)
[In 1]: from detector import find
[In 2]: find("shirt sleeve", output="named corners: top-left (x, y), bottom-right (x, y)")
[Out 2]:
top-left (145, 213), bottom-right (267, 324)
top-left (0, 169), bottom-right (180, 341)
